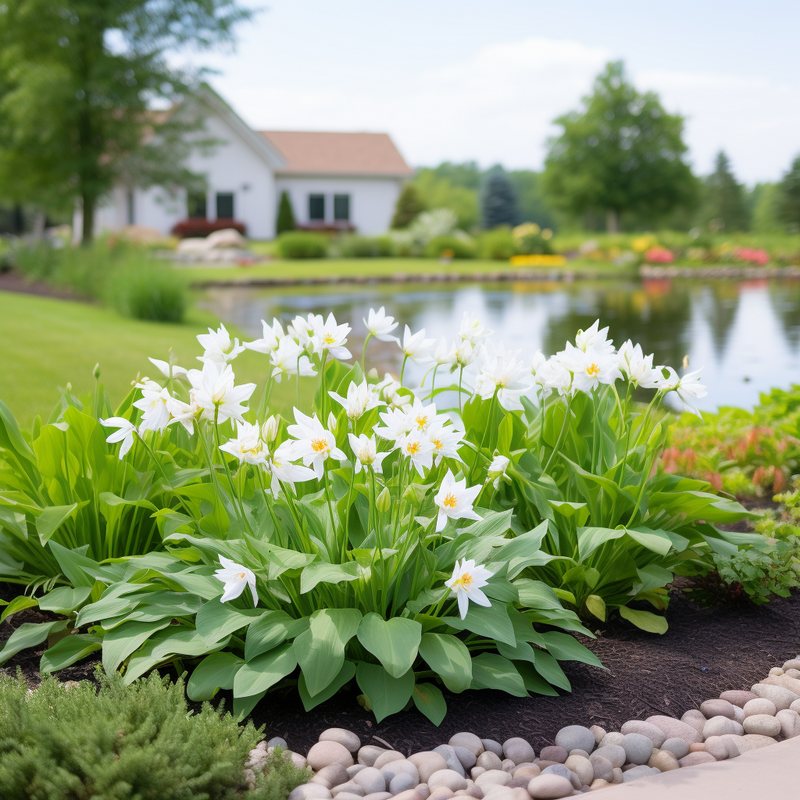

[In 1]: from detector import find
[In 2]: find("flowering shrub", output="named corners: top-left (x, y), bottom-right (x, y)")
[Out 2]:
top-left (171, 219), bottom-right (247, 238)
top-left (733, 247), bottom-right (770, 266)
top-left (0, 310), bottom-right (755, 720)
top-left (644, 246), bottom-right (675, 264)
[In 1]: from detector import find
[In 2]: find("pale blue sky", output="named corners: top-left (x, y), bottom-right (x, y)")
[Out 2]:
top-left (182, 0), bottom-right (800, 183)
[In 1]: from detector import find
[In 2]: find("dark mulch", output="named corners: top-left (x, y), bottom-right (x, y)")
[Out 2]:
top-left (0, 269), bottom-right (83, 301)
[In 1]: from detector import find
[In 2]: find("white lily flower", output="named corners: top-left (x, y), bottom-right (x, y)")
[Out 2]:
top-left (348, 433), bottom-right (388, 474)
top-left (475, 346), bottom-right (532, 411)
top-left (408, 399), bottom-right (438, 433)
top-left (167, 393), bottom-right (201, 435)
top-left (148, 357), bottom-right (187, 379)
top-left (311, 313), bottom-right (352, 361)
top-left (660, 367), bottom-right (707, 417)
top-left (187, 362), bottom-right (256, 424)
top-left (454, 340), bottom-right (476, 368)
top-left (459, 312), bottom-right (492, 345)
top-left (214, 555), bottom-right (258, 605)
top-left (286, 409), bottom-right (346, 478)
top-left (445, 558), bottom-right (494, 619)
top-left (374, 405), bottom-right (416, 445)
top-left (364, 307), bottom-right (400, 343)
top-left (245, 318), bottom-right (285, 354)
top-left (556, 342), bottom-right (621, 395)
top-left (432, 337), bottom-right (457, 367)
top-left (270, 337), bottom-right (317, 383)
top-left (399, 431), bottom-right (435, 477)
top-left (535, 357), bottom-right (572, 398)
top-left (617, 340), bottom-right (662, 388)
top-left (100, 417), bottom-right (137, 459)
top-left (266, 440), bottom-right (317, 497)
top-left (133, 383), bottom-right (172, 432)
top-left (487, 454), bottom-right (511, 489)
top-left (219, 421), bottom-right (268, 466)
top-left (329, 380), bottom-right (382, 420)
top-left (530, 350), bottom-right (547, 377)
top-left (401, 325), bottom-right (435, 365)
top-left (575, 320), bottom-right (615, 357)
top-left (197, 323), bottom-right (245, 364)
top-left (427, 417), bottom-right (464, 464)
top-left (434, 469), bottom-right (482, 533)
top-left (288, 313), bottom-right (323, 347)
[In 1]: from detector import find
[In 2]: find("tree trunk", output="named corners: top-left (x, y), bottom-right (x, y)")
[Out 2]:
top-left (605, 209), bottom-right (620, 233)
top-left (81, 192), bottom-right (95, 244)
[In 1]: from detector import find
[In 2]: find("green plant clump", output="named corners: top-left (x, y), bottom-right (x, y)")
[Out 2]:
top-left (109, 263), bottom-right (187, 323)
top-left (275, 232), bottom-right (328, 259)
top-left (0, 670), bottom-right (309, 800)
top-left (424, 235), bottom-right (475, 259)
top-left (477, 228), bottom-right (517, 260)
top-left (335, 235), bottom-right (394, 258)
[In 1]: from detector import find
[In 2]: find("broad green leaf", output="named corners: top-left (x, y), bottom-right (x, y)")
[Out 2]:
top-left (245, 611), bottom-right (308, 661)
top-left (49, 542), bottom-right (111, 588)
top-left (188, 652), bottom-right (245, 701)
top-left (0, 398), bottom-right (36, 463)
top-left (234, 690), bottom-right (266, 718)
top-left (532, 650), bottom-right (571, 691)
top-left (356, 662), bottom-right (415, 722)
top-left (412, 682), bottom-right (447, 726)
top-left (300, 561), bottom-right (361, 594)
top-left (418, 633), bottom-right (472, 693)
top-left (515, 662), bottom-right (560, 696)
top-left (635, 565), bottom-right (673, 594)
top-left (40, 633), bottom-right (102, 673)
top-left (1, 595), bottom-right (39, 621)
top-left (233, 643), bottom-right (297, 698)
top-left (357, 613), bottom-right (422, 679)
top-left (585, 594), bottom-right (606, 622)
top-left (0, 620), bottom-right (67, 666)
top-left (125, 629), bottom-right (225, 683)
top-left (539, 632), bottom-right (603, 667)
top-left (36, 503), bottom-right (83, 545)
top-left (38, 586), bottom-right (92, 615)
top-left (458, 509), bottom-right (514, 539)
top-left (102, 619), bottom-right (172, 673)
top-left (626, 527), bottom-right (673, 556)
top-left (293, 609), bottom-right (362, 697)
top-left (619, 606), bottom-right (669, 634)
top-left (443, 602), bottom-right (516, 647)
top-left (548, 501), bottom-right (589, 527)
top-left (299, 660), bottom-right (356, 711)
top-left (469, 653), bottom-right (527, 697)
top-left (577, 526), bottom-right (627, 561)
top-left (195, 599), bottom-right (261, 644)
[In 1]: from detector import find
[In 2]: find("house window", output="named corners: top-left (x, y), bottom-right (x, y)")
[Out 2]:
top-left (333, 194), bottom-right (350, 222)
top-left (308, 194), bottom-right (325, 221)
top-left (187, 192), bottom-right (207, 219)
top-left (216, 192), bottom-right (235, 219)
top-left (126, 190), bottom-right (135, 225)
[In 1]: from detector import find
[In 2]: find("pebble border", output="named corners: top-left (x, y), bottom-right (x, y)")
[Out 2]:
top-left (244, 656), bottom-right (800, 798)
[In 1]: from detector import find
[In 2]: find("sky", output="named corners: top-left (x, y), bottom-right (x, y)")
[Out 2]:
top-left (183, 0), bottom-right (800, 184)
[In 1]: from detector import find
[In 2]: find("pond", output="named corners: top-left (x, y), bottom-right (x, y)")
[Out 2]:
top-left (199, 277), bottom-right (800, 412)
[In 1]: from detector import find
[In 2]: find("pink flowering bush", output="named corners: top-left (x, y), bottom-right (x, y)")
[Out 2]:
top-left (734, 247), bottom-right (770, 266)
top-left (644, 246), bottom-right (675, 264)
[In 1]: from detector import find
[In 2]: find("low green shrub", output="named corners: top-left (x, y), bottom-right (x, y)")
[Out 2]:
top-left (713, 537), bottom-right (800, 604)
top-left (0, 670), bottom-right (309, 800)
top-left (477, 228), bottom-right (516, 260)
top-left (425, 234), bottom-right (475, 259)
top-left (108, 262), bottom-right (188, 323)
top-left (276, 232), bottom-right (328, 259)
top-left (335, 235), bottom-right (394, 258)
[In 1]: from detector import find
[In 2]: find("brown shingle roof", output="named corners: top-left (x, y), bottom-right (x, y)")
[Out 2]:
top-left (259, 131), bottom-right (413, 177)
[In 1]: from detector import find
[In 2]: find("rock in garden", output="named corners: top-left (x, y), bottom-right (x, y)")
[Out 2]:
top-left (744, 698), bottom-right (778, 720)
top-left (699, 699), bottom-right (736, 720)
top-left (358, 747), bottom-right (387, 767)
top-left (620, 721), bottom-right (666, 748)
top-left (409, 753), bottom-right (450, 784)
top-left (511, 765), bottom-right (540, 780)
top-left (622, 766), bottom-right (659, 782)
top-left (289, 785), bottom-right (333, 800)
top-left (417, 786), bottom-right (431, 800)
top-left (703, 736), bottom-right (740, 761)
top-left (589, 726), bottom-right (606, 745)
top-left (453, 747), bottom-right (477, 770)
top-left (743, 714), bottom-right (782, 737)
top-left (554, 726), bottom-right (595, 755)
top-left (590, 780), bottom-right (611, 790)
top-left (527, 774), bottom-right (574, 799)
top-left (648, 750), bottom-right (679, 771)
top-left (646, 714), bottom-right (703, 743)
top-left (782, 659), bottom-right (800, 672)
top-left (291, 753), bottom-right (310, 769)
top-left (659, 738), bottom-right (690, 760)
top-left (475, 770), bottom-right (512, 788)
top-left (314, 765), bottom-right (351, 788)
top-left (786, 669), bottom-right (800, 679)
top-left (475, 752), bottom-right (501, 771)
top-left (751, 683), bottom-right (799, 710)
top-left (428, 790), bottom-right (455, 800)
top-left (719, 690), bottom-right (758, 708)
top-left (703, 716), bottom-right (743, 738)
top-left (732, 706), bottom-right (746, 724)
top-left (598, 733), bottom-right (624, 749)
top-left (621, 733), bottom-right (653, 765)
top-left (471, 768), bottom-right (485, 780)
top-left (308, 742), bottom-right (355, 771)
top-left (765, 674), bottom-right (800, 695)
top-left (502, 738), bottom-right (535, 765)
top-left (678, 752), bottom-right (716, 767)
top-left (592, 745), bottom-right (627, 769)
top-left (587, 755), bottom-right (613, 783)
top-left (390, 774), bottom-right (418, 794)
top-left (268, 736), bottom-right (288, 749)
top-left (500, 759), bottom-right (515, 772)
top-left (736, 734), bottom-right (777, 753)
top-left (363, 794), bottom-right (392, 800)
top-left (331, 782), bottom-right (365, 797)
top-left (689, 743), bottom-right (706, 753)
top-left (449, 734), bottom-right (484, 757)
top-left (373, 751), bottom-right (405, 770)
top-left (353, 768), bottom-right (386, 795)
top-left (776, 709), bottom-right (800, 738)
top-left (539, 746), bottom-right (568, 763)
top-left (481, 740), bottom-right (503, 758)
top-left (428, 770), bottom-right (469, 793)
top-left (381, 760), bottom-right (419, 785)
top-left (679, 710), bottom-right (707, 734)
top-left (435, 746), bottom-right (467, 776)
top-left (320, 729), bottom-right (362, 753)
top-left (564, 755), bottom-right (594, 786)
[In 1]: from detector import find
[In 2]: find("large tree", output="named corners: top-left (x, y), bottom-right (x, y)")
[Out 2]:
top-left (0, 1), bottom-right (251, 242)
top-left (777, 154), bottom-right (800, 229)
top-left (700, 151), bottom-right (750, 232)
top-left (542, 61), bottom-right (696, 232)
top-left (481, 167), bottom-right (520, 229)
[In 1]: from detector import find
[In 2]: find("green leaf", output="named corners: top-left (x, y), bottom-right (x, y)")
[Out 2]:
top-left (38, 586), bottom-right (92, 615)
top-left (299, 660), bottom-right (356, 711)
top-left (357, 613), bottom-right (422, 679)
top-left (635, 564), bottom-right (674, 594)
top-left (125, 628), bottom-right (224, 683)
top-left (245, 611), bottom-right (307, 662)
top-left (515, 662), bottom-right (560, 696)
top-left (443, 602), bottom-right (516, 647)
top-left (233, 643), bottom-right (297, 698)
top-left (577, 526), bottom-right (627, 561)
top-left (469, 653), bottom-right (527, 697)
top-left (234, 691), bottom-right (266, 718)
top-left (188, 652), bottom-right (245, 701)
top-left (300, 561), bottom-right (361, 594)
top-left (0, 398), bottom-right (36, 463)
top-left (102, 619), bottom-right (172, 673)
top-left (356, 662), bottom-right (415, 722)
top-left (0, 620), bottom-right (67, 666)
top-left (36, 503), bottom-right (82, 546)
top-left (49, 542), bottom-right (107, 588)
top-left (585, 594), bottom-right (606, 622)
top-left (539, 632), bottom-right (604, 667)
top-left (40, 633), bottom-right (102, 673)
top-left (0, 595), bottom-right (39, 621)
top-left (412, 682), bottom-right (447, 726)
top-left (532, 649), bottom-right (571, 691)
top-left (195, 599), bottom-right (261, 645)
top-left (293, 608), bottom-right (361, 697)
top-left (418, 633), bottom-right (472, 693)
top-left (626, 527), bottom-right (673, 556)
top-left (619, 606), bottom-right (668, 634)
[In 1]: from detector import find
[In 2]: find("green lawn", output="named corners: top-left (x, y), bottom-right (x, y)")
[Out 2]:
top-left (0, 291), bottom-right (300, 429)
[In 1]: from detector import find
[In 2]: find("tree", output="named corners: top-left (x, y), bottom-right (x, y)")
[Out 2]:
top-left (777, 155), bottom-right (800, 229)
top-left (0, 1), bottom-right (252, 242)
top-left (276, 190), bottom-right (296, 234)
top-left (508, 170), bottom-right (557, 229)
top-left (542, 61), bottom-right (696, 232)
top-left (413, 170), bottom-right (479, 229)
top-left (391, 183), bottom-right (425, 229)
top-left (749, 183), bottom-right (782, 233)
top-left (700, 151), bottom-right (750, 231)
top-left (481, 167), bottom-right (520, 229)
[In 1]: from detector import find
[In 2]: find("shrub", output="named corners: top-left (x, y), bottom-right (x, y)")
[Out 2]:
top-left (512, 223), bottom-right (554, 255)
top-left (391, 183), bottom-right (425, 229)
top-left (171, 219), bottom-right (247, 239)
top-left (477, 228), bottom-right (517, 260)
top-left (335, 235), bottom-right (394, 258)
top-left (0, 670), bottom-right (308, 800)
top-left (276, 231), bottom-right (328, 259)
top-left (714, 537), bottom-right (800, 604)
top-left (109, 262), bottom-right (187, 322)
top-left (425, 234), bottom-right (475, 259)
top-left (644, 246), bottom-right (675, 264)
top-left (276, 191), bottom-right (296, 235)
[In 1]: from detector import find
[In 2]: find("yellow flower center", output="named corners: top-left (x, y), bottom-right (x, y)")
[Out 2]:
top-left (432, 438), bottom-right (443, 450)
top-left (311, 438), bottom-right (328, 453)
top-left (453, 572), bottom-right (473, 588)
top-left (236, 572), bottom-right (246, 579)
top-left (587, 363), bottom-right (600, 377)
top-left (443, 492), bottom-right (458, 508)
top-left (323, 333), bottom-right (336, 345)
top-left (406, 441), bottom-right (421, 455)
top-left (416, 414), bottom-right (428, 429)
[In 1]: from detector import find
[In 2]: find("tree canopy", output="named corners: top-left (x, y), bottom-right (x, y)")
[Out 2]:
top-left (481, 168), bottom-right (520, 229)
top-left (699, 151), bottom-right (750, 232)
top-left (542, 61), bottom-right (696, 232)
top-left (777, 154), bottom-right (800, 229)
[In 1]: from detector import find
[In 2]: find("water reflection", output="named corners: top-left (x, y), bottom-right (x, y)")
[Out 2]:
top-left (199, 278), bottom-right (800, 411)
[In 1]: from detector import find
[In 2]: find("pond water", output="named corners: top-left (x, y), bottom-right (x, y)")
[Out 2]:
top-left (199, 277), bottom-right (800, 412)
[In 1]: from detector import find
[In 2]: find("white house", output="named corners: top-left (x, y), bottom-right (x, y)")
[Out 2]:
top-left (81, 89), bottom-right (413, 240)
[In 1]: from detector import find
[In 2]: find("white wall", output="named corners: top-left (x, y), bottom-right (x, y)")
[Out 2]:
top-left (276, 176), bottom-right (403, 235)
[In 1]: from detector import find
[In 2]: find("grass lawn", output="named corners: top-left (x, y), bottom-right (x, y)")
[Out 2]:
top-left (0, 291), bottom-right (302, 429)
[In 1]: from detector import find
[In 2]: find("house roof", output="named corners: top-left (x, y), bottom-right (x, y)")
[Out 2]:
top-left (259, 131), bottom-right (413, 178)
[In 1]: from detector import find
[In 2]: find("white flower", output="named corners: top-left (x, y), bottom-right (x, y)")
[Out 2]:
top-left (433, 469), bottom-right (481, 533)
top-left (214, 555), bottom-right (258, 605)
top-left (100, 417), bottom-right (136, 459)
top-left (270, 337), bottom-right (317, 383)
top-left (377, 374), bottom-right (411, 408)
top-left (266, 440), bottom-right (317, 497)
top-left (660, 367), bottom-right (707, 417)
top-left (445, 558), bottom-right (493, 619)
top-left (486, 454), bottom-right (510, 489)
top-left (261, 415), bottom-right (279, 443)
top-left (187, 362), bottom-right (256, 424)
top-left (575, 320), bottom-right (615, 357)
top-left (167, 394), bottom-right (201, 435)
top-left (311, 313), bottom-right (352, 361)
top-left (148, 357), bottom-right (187, 379)
top-left (407, 399), bottom-right (438, 433)
top-left (454, 340), bottom-right (476, 368)
top-left (556, 342), bottom-right (621, 395)
top-left (374, 406), bottom-right (416, 445)
top-left (288, 313), bottom-right (323, 347)
top-left (617, 340), bottom-right (662, 388)
top-left (329, 380), bottom-right (382, 420)
top-left (245, 319), bottom-right (285, 354)
top-left (364, 307), bottom-right (399, 343)
top-left (475, 346), bottom-right (532, 410)
top-left (219, 421), bottom-right (268, 466)
top-left (286, 409), bottom-right (346, 478)
top-left (427, 417), bottom-right (464, 463)
top-left (398, 432), bottom-right (435, 477)
top-left (197, 323), bottom-right (245, 364)
top-left (133, 382), bottom-right (172, 432)
top-left (348, 433), bottom-right (388, 474)
top-left (401, 325), bottom-right (435, 365)
top-left (535, 358), bottom-right (572, 398)
top-left (432, 337), bottom-right (457, 367)
top-left (530, 350), bottom-right (547, 377)
top-left (459, 312), bottom-right (492, 345)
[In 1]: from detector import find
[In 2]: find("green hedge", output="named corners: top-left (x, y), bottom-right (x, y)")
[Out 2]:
top-left (424, 234), bottom-right (475, 259)
top-left (276, 232), bottom-right (328, 259)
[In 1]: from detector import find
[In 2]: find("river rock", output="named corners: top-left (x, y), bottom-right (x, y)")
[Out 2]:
top-left (363, 794), bottom-right (392, 800)
top-left (743, 698), bottom-right (777, 717)
top-left (314, 766), bottom-right (351, 788)
top-left (589, 726), bottom-right (606, 745)
top-left (449, 734), bottom-right (484, 757)
top-left (620, 721), bottom-right (666, 748)
top-left (409, 754), bottom-right (450, 784)
top-left (719, 690), bottom-right (758, 708)
top-left (598, 732), bottom-right (624, 749)
top-left (453, 747), bottom-right (477, 770)
top-left (308, 742), bottom-right (355, 771)
top-left (764, 674), bottom-right (800, 695)
top-left (732, 705), bottom-right (745, 724)
top-left (541, 765), bottom-right (580, 789)
top-left (417, 786), bottom-right (431, 800)
top-left (621, 733), bottom-right (653, 765)
top-left (703, 716), bottom-right (743, 738)
top-left (647, 714), bottom-right (703, 743)
top-left (358, 747), bottom-right (386, 767)
top-left (475, 752), bottom-right (501, 772)
top-left (678, 752), bottom-right (716, 767)
top-left (659, 738), bottom-right (690, 759)
top-left (347, 766), bottom-right (366, 779)
top-left (428, 770), bottom-right (469, 793)
top-left (751, 683), bottom-right (799, 710)
top-left (435, 746), bottom-right (467, 776)
top-left (679, 710), bottom-right (707, 734)
top-left (648, 750), bottom-right (679, 771)
top-left (782, 658), bottom-right (800, 672)
top-left (786, 669), bottom-right (800, 679)
top-left (373, 751), bottom-right (405, 770)
top-left (502, 738), bottom-right (535, 765)
top-left (736, 734), bottom-right (777, 754)
top-left (331, 793), bottom-right (363, 800)
top-left (480, 739), bottom-right (503, 757)
top-left (564, 755), bottom-right (593, 786)
top-left (390, 774), bottom-right (418, 794)
top-left (554, 726), bottom-right (595, 755)
top-left (527, 775), bottom-right (574, 799)
top-left (500, 759), bottom-right (515, 772)
top-left (622, 766), bottom-right (659, 783)
top-left (475, 770), bottom-right (512, 788)
top-left (428, 789), bottom-right (455, 800)
top-left (320, 729), bottom-right (362, 753)
top-left (289, 785), bottom-right (333, 800)
top-left (591, 745), bottom-right (626, 769)
top-left (703, 735), bottom-right (739, 761)
top-left (587, 755), bottom-right (612, 783)
top-left (699, 699), bottom-right (736, 720)
top-left (743, 714), bottom-right (781, 737)
top-left (291, 753), bottom-right (310, 769)
top-left (353, 768), bottom-right (386, 795)
top-left (381, 760), bottom-right (419, 785)
top-left (331, 782), bottom-right (365, 797)
top-left (776, 708), bottom-right (800, 738)
top-left (689, 743), bottom-right (706, 753)
top-left (539, 746), bottom-right (568, 763)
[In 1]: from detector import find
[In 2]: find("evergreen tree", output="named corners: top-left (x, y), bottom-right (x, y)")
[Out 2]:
top-left (777, 155), bottom-right (800, 229)
top-left (701, 151), bottom-right (750, 231)
top-left (276, 190), bottom-right (296, 234)
top-left (391, 183), bottom-right (425, 229)
top-left (481, 168), bottom-right (520, 229)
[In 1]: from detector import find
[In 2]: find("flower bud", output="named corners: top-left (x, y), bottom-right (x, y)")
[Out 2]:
top-left (92, 363), bottom-right (101, 380)
top-left (367, 368), bottom-right (378, 379)
top-left (376, 487), bottom-right (392, 513)
top-left (261, 415), bottom-right (279, 443)
top-left (327, 411), bottom-right (338, 432)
